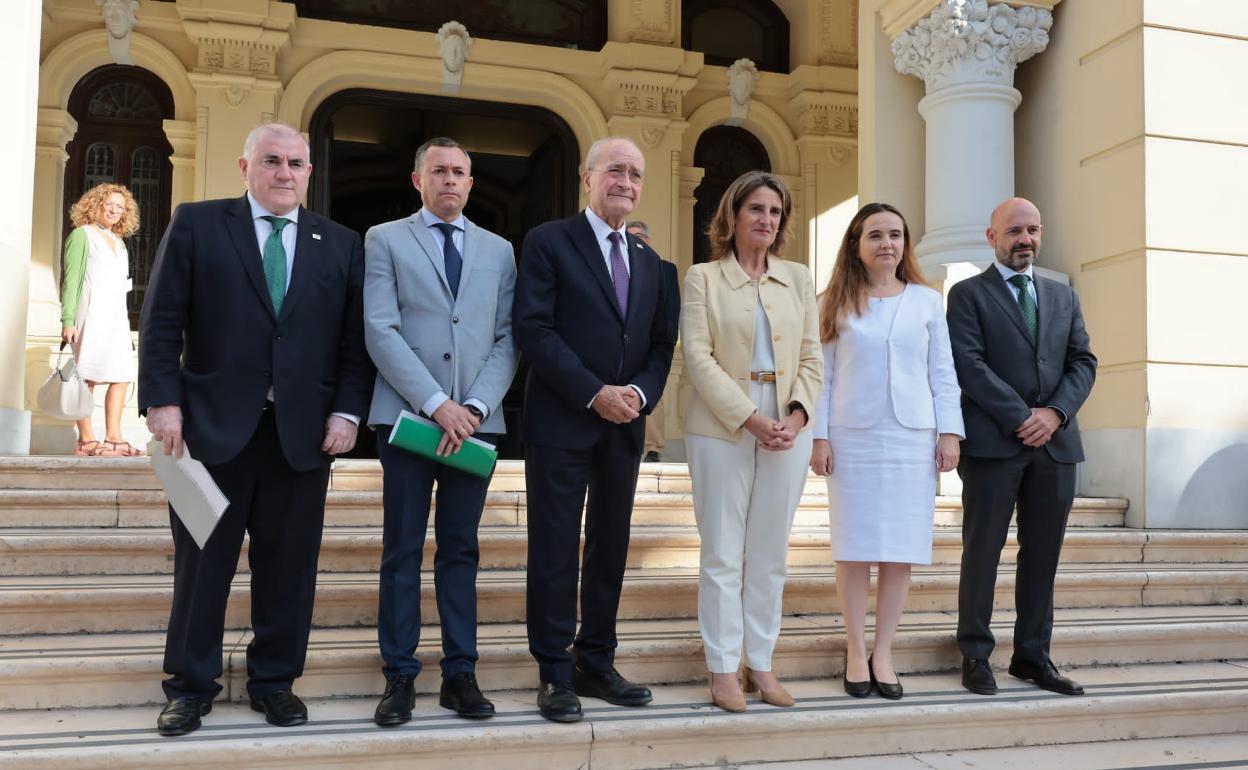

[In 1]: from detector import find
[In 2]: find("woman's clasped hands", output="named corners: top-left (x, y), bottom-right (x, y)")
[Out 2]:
top-left (744, 409), bottom-right (806, 451)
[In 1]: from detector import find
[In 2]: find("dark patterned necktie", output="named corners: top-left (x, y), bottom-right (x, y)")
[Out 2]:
top-left (607, 231), bottom-right (629, 316)
top-left (432, 221), bottom-right (462, 298)
top-left (261, 216), bottom-right (289, 315)
top-left (1008, 273), bottom-right (1037, 340)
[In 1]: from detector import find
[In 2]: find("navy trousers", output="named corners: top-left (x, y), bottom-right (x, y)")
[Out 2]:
top-left (375, 430), bottom-right (496, 679)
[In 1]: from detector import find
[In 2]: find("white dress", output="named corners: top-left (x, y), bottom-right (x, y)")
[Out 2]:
top-left (819, 291), bottom-right (958, 565)
top-left (72, 226), bottom-right (136, 383)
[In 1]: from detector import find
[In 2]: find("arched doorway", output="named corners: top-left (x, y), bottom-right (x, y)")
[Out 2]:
top-left (309, 89), bottom-right (581, 459)
top-left (64, 64), bottom-right (174, 328)
top-left (692, 125), bottom-right (771, 265)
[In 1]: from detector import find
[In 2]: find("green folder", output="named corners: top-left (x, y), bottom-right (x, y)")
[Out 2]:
top-left (387, 409), bottom-right (498, 478)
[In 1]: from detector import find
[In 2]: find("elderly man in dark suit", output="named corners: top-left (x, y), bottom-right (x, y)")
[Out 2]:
top-left (140, 122), bottom-right (372, 735)
top-left (513, 137), bottom-right (676, 723)
top-left (947, 197), bottom-right (1097, 697)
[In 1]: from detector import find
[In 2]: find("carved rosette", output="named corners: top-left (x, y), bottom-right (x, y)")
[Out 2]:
top-left (891, 0), bottom-right (1052, 91)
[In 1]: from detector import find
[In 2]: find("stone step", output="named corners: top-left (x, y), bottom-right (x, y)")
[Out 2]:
top-left (2, 526), bottom-right (1246, 576)
top-left (3, 562), bottom-right (1245, 636)
top-left (0, 488), bottom-right (1128, 529)
top-left (0, 660), bottom-right (1244, 769)
top-left (0, 605), bottom-right (1244, 710)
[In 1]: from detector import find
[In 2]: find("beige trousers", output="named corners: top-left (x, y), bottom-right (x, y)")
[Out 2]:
top-left (687, 381), bottom-right (812, 673)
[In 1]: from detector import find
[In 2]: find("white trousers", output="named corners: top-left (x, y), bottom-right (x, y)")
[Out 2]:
top-left (687, 382), bottom-right (813, 673)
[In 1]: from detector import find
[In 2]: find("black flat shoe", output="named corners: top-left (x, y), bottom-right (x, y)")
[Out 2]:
top-left (440, 672), bottom-right (495, 719)
top-left (961, 657), bottom-right (998, 695)
top-left (572, 665), bottom-right (652, 706)
top-left (157, 697), bottom-right (211, 736)
top-left (538, 681), bottom-right (583, 722)
top-left (868, 655), bottom-right (903, 700)
top-left (250, 689), bottom-right (308, 727)
top-left (843, 654), bottom-right (871, 698)
top-left (1008, 658), bottom-right (1084, 696)
top-left (374, 674), bottom-right (416, 727)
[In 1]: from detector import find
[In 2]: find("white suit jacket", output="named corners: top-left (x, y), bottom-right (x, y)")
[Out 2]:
top-left (814, 282), bottom-right (964, 438)
top-left (363, 210), bottom-right (518, 433)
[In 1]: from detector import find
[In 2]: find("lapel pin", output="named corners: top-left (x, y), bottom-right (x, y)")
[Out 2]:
top-left (312, 233), bottom-right (322, 240)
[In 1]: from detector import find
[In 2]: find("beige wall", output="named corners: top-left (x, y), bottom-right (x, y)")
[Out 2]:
top-left (1017, 0), bottom-right (1248, 527)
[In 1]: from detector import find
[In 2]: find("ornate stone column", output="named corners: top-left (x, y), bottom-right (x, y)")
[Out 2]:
top-left (891, 0), bottom-right (1053, 277)
top-left (163, 119), bottom-right (198, 210)
top-left (0, 1), bottom-right (44, 453)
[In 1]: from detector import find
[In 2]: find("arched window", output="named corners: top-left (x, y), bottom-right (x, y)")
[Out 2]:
top-left (692, 125), bottom-right (772, 265)
top-left (65, 65), bottom-right (174, 329)
top-left (682, 0), bottom-right (790, 74)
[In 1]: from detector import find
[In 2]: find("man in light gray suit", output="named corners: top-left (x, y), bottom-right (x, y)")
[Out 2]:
top-left (363, 137), bottom-right (518, 725)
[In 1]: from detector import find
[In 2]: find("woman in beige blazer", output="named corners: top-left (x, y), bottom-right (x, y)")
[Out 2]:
top-left (682, 171), bottom-right (822, 712)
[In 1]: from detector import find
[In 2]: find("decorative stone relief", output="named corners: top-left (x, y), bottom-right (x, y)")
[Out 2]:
top-left (828, 145), bottom-right (853, 166)
top-left (791, 91), bottom-right (858, 138)
top-left (224, 86), bottom-right (248, 108)
top-left (98, 0), bottom-right (139, 66)
top-left (818, 0), bottom-right (858, 68)
top-left (606, 70), bottom-right (693, 118)
top-left (640, 127), bottom-right (665, 148)
top-left (180, 4), bottom-right (292, 80)
top-left (892, 0), bottom-right (1052, 91)
top-left (726, 59), bottom-right (758, 124)
top-left (437, 21), bottom-right (473, 95)
top-left (628, 0), bottom-right (675, 45)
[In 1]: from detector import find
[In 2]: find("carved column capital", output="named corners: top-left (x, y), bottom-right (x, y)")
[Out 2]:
top-left (176, 0), bottom-right (294, 79)
top-left (891, 0), bottom-right (1052, 91)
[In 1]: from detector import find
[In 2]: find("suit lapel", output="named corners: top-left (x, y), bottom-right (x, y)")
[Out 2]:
top-left (981, 266), bottom-right (1036, 350)
top-left (406, 213), bottom-right (452, 298)
top-left (224, 195), bottom-right (277, 320)
top-left (1034, 275), bottom-right (1057, 344)
top-left (279, 207), bottom-right (317, 321)
top-left (624, 233), bottom-right (648, 325)
top-left (571, 212), bottom-right (624, 323)
top-left (458, 217), bottom-right (480, 300)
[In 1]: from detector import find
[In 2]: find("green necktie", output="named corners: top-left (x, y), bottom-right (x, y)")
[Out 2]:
top-left (1008, 273), bottom-right (1037, 340)
top-left (261, 216), bottom-right (289, 316)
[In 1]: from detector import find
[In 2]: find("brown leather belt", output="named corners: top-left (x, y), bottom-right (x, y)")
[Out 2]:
top-left (750, 371), bottom-right (777, 383)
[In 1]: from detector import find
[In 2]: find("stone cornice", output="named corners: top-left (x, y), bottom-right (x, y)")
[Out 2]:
top-left (891, 0), bottom-right (1053, 91)
top-left (176, 0), bottom-right (295, 78)
top-left (603, 67), bottom-right (697, 118)
top-left (789, 90), bottom-right (858, 138)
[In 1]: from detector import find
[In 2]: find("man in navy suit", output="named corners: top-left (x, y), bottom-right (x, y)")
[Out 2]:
top-left (140, 122), bottom-right (372, 735)
top-left (947, 198), bottom-right (1097, 698)
top-left (513, 137), bottom-right (676, 722)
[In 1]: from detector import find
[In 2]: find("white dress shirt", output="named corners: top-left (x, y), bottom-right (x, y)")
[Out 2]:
top-left (994, 260), bottom-right (1038, 307)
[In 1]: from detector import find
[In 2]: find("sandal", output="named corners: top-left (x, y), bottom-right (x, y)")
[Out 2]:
top-left (74, 440), bottom-right (101, 457)
top-left (91, 441), bottom-right (144, 457)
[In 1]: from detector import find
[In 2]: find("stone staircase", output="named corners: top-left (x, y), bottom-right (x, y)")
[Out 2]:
top-left (0, 457), bottom-right (1245, 768)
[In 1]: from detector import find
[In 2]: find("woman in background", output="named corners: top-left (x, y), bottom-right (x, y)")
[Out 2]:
top-left (811, 202), bottom-right (963, 699)
top-left (61, 182), bottom-right (142, 457)
top-left (682, 171), bottom-right (822, 712)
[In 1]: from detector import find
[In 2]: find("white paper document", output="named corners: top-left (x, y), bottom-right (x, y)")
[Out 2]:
top-left (148, 440), bottom-right (230, 549)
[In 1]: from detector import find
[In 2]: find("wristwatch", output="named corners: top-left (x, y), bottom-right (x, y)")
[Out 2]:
top-left (465, 404), bottom-right (484, 420)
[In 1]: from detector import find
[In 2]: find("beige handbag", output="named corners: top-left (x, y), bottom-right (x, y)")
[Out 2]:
top-left (36, 345), bottom-right (93, 421)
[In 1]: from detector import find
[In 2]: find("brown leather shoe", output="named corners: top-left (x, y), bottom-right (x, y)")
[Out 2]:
top-left (709, 675), bottom-right (746, 713)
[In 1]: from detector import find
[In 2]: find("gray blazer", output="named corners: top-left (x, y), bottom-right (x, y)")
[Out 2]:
top-left (946, 265), bottom-right (1096, 463)
top-left (363, 210), bottom-right (518, 433)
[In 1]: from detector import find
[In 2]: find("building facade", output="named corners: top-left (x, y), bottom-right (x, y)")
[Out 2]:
top-left (3, 0), bottom-right (1245, 529)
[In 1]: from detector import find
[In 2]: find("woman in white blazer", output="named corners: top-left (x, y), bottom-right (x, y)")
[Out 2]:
top-left (811, 203), bottom-right (963, 700)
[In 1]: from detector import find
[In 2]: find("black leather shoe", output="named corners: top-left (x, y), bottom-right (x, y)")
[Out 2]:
top-left (961, 657), bottom-right (998, 695)
top-left (249, 689), bottom-right (308, 727)
top-left (572, 666), bottom-right (653, 706)
top-left (440, 672), bottom-right (495, 719)
top-left (843, 655), bottom-right (871, 698)
top-left (374, 674), bottom-right (416, 727)
top-left (643, 451), bottom-right (661, 462)
top-left (1008, 658), bottom-right (1084, 696)
top-left (868, 656), bottom-right (903, 700)
top-left (538, 681), bottom-right (583, 722)
top-left (157, 697), bottom-right (211, 736)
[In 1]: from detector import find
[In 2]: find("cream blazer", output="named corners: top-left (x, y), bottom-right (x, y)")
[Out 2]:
top-left (681, 254), bottom-right (823, 441)
top-left (813, 282), bottom-right (965, 438)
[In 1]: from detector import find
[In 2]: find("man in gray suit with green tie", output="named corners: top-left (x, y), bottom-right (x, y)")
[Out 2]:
top-left (947, 197), bottom-right (1097, 698)
top-left (363, 137), bottom-right (518, 725)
